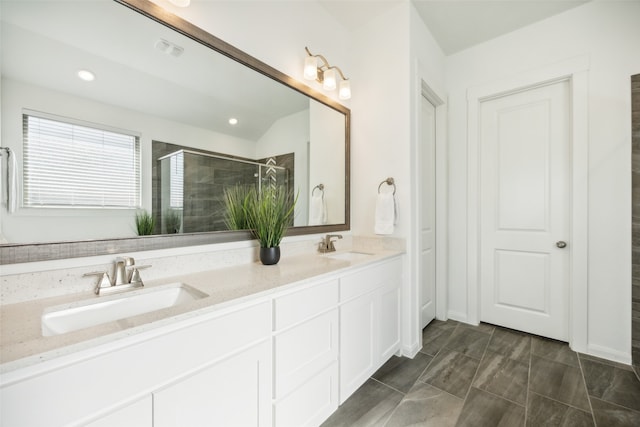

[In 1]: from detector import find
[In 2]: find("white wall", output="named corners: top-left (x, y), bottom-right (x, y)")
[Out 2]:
top-left (445, 0), bottom-right (640, 361)
top-left (150, 0), bottom-right (351, 89)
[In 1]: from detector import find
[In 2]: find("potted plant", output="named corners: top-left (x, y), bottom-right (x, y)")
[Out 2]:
top-left (245, 185), bottom-right (297, 265)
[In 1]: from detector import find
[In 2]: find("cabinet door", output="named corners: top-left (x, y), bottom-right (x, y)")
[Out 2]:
top-left (274, 310), bottom-right (338, 398)
top-left (274, 362), bottom-right (338, 427)
top-left (85, 396), bottom-right (152, 427)
top-left (339, 291), bottom-right (376, 404)
top-left (378, 281), bottom-right (401, 362)
top-left (154, 340), bottom-right (271, 427)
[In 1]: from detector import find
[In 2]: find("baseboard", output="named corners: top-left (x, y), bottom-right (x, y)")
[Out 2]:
top-left (585, 343), bottom-right (632, 366)
top-left (446, 310), bottom-right (470, 324)
top-left (401, 341), bottom-right (421, 358)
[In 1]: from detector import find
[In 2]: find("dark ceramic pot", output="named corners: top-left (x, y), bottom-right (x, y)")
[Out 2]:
top-left (259, 246), bottom-right (281, 265)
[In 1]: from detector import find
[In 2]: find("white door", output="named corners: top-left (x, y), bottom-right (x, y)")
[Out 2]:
top-left (479, 80), bottom-right (570, 341)
top-left (420, 95), bottom-right (436, 328)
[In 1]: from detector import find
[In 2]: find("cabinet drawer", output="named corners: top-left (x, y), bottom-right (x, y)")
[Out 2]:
top-left (274, 309), bottom-right (338, 398)
top-left (273, 362), bottom-right (338, 427)
top-left (273, 279), bottom-right (338, 330)
top-left (340, 258), bottom-right (402, 302)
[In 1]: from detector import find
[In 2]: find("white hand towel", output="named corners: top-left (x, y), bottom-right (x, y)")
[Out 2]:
top-left (309, 193), bottom-right (327, 225)
top-left (375, 192), bottom-right (396, 235)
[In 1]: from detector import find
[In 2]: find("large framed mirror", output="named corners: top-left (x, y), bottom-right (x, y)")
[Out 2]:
top-left (0, 0), bottom-right (350, 264)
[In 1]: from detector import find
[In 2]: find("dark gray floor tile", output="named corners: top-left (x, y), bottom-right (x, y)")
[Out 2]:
top-left (421, 320), bottom-right (458, 356)
top-left (526, 392), bottom-right (594, 427)
top-left (473, 322), bottom-right (497, 335)
top-left (321, 379), bottom-right (403, 427)
top-left (384, 382), bottom-right (464, 427)
top-left (444, 325), bottom-right (491, 360)
top-left (529, 355), bottom-right (590, 411)
top-left (419, 348), bottom-right (480, 399)
top-left (455, 387), bottom-right (525, 427)
top-left (472, 350), bottom-right (528, 405)
top-left (580, 357), bottom-right (640, 412)
top-left (590, 397), bottom-right (640, 427)
top-left (372, 353), bottom-right (433, 393)
top-left (487, 327), bottom-right (531, 364)
top-left (531, 336), bottom-right (579, 367)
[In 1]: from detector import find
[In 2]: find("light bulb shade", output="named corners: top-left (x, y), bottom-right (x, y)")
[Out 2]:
top-left (304, 56), bottom-right (318, 80)
top-left (323, 68), bottom-right (337, 90)
top-left (339, 80), bottom-right (351, 100)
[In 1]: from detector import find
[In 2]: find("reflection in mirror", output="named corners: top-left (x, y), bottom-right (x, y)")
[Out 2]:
top-left (0, 0), bottom-right (349, 258)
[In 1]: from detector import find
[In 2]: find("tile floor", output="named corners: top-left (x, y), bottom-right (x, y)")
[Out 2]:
top-left (322, 320), bottom-right (640, 427)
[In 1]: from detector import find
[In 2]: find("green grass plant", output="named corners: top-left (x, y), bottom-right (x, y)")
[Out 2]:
top-left (246, 185), bottom-right (297, 248)
top-left (223, 184), bottom-right (253, 230)
top-left (135, 209), bottom-right (156, 236)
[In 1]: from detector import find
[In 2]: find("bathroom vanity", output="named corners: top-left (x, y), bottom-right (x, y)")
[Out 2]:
top-left (0, 251), bottom-right (402, 427)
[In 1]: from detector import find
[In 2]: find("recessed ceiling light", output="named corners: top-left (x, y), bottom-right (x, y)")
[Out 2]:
top-left (229, 118), bottom-right (238, 125)
top-left (169, 0), bottom-right (191, 7)
top-left (77, 69), bottom-right (95, 82)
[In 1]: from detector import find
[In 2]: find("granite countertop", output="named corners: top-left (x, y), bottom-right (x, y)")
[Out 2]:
top-left (0, 249), bottom-right (402, 374)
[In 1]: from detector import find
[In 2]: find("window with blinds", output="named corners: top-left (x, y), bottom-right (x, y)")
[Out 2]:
top-left (23, 112), bottom-right (141, 208)
top-left (169, 151), bottom-right (184, 209)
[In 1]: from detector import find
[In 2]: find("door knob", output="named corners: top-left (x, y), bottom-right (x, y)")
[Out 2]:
top-left (556, 241), bottom-right (567, 249)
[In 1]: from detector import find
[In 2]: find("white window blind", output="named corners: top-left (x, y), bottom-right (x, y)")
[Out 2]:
top-left (169, 151), bottom-right (184, 209)
top-left (23, 112), bottom-right (141, 208)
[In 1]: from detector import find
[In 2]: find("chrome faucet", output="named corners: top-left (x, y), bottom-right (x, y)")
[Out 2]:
top-left (318, 234), bottom-right (343, 253)
top-left (84, 256), bottom-right (151, 295)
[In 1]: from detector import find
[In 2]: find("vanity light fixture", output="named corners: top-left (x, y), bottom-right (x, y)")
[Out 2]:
top-left (303, 47), bottom-right (351, 100)
top-left (77, 69), bottom-right (95, 82)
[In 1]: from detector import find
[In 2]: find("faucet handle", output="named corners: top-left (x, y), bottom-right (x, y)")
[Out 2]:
top-left (83, 271), bottom-right (113, 294)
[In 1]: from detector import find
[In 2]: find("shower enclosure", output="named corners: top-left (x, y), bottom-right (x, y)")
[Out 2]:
top-left (157, 149), bottom-right (289, 234)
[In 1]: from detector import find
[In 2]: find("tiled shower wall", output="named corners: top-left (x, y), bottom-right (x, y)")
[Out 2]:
top-left (152, 141), bottom-right (294, 234)
top-left (632, 74), bottom-right (640, 369)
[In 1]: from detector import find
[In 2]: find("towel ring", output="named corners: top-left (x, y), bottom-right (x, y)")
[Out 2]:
top-left (312, 183), bottom-right (325, 198)
top-left (378, 177), bottom-right (396, 195)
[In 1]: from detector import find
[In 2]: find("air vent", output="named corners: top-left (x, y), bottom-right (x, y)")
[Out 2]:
top-left (154, 38), bottom-right (184, 57)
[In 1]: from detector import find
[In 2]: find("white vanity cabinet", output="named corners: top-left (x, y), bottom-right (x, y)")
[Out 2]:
top-left (338, 257), bottom-right (402, 403)
top-left (272, 278), bottom-right (340, 427)
top-left (0, 253), bottom-right (404, 427)
top-left (0, 300), bottom-right (272, 427)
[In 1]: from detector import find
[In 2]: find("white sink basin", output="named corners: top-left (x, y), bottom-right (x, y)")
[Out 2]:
top-left (325, 251), bottom-right (374, 261)
top-left (42, 283), bottom-right (208, 336)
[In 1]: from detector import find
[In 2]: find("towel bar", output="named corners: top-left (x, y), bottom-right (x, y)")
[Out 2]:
top-left (312, 183), bottom-right (324, 198)
top-left (378, 177), bottom-right (396, 195)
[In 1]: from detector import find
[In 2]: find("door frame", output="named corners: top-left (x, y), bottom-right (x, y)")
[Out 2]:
top-left (418, 86), bottom-right (439, 328)
top-left (412, 74), bottom-right (448, 320)
top-left (420, 83), bottom-right (448, 324)
top-left (466, 55), bottom-right (589, 353)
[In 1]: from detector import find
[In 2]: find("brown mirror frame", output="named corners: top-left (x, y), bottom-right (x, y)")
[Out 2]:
top-left (0, 0), bottom-right (350, 265)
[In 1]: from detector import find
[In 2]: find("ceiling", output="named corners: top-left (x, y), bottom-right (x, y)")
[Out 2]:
top-left (320, 0), bottom-right (590, 55)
